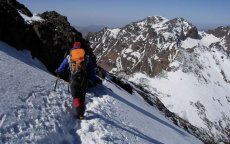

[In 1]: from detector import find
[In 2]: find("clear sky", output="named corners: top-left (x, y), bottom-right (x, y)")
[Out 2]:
top-left (19, 0), bottom-right (230, 29)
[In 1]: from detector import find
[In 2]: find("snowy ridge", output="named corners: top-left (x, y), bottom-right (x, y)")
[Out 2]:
top-left (0, 41), bottom-right (202, 143)
top-left (207, 26), bottom-right (230, 52)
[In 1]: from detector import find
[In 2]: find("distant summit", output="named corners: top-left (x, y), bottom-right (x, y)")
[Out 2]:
top-left (87, 16), bottom-right (198, 76)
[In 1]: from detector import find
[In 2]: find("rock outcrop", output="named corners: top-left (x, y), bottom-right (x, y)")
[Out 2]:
top-left (0, 0), bottom-right (88, 74)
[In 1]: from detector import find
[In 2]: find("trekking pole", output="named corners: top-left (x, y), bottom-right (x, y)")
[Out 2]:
top-left (68, 83), bottom-right (70, 93)
top-left (54, 76), bottom-right (59, 91)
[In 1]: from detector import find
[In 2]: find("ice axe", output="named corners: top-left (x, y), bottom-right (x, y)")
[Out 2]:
top-left (53, 75), bottom-right (70, 93)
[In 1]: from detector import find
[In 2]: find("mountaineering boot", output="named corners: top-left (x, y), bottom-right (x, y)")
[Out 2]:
top-left (73, 98), bottom-right (85, 119)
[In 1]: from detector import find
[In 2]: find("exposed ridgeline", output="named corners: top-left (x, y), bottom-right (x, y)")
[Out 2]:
top-left (0, 0), bottom-right (88, 73)
top-left (207, 26), bottom-right (230, 53)
top-left (87, 16), bottom-right (199, 77)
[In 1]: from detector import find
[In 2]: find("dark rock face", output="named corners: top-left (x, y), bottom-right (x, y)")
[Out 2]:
top-left (0, 1), bottom-right (42, 67)
top-left (31, 11), bottom-right (82, 71)
top-left (0, 1), bottom-right (36, 49)
top-left (186, 26), bottom-right (199, 39)
top-left (207, 26), bottom-right (230, 51)
top-left (0, 0), bottom-right (88, 74)
top-left (87, 16), bottom-right (198, 77)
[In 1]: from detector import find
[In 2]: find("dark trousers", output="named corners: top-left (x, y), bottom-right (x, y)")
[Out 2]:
top-left (70, 72), bottom-right (88, 116)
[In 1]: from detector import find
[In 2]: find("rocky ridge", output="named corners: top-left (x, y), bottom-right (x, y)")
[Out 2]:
top-left (87, 16), bottom-right (199, 77)
top-left (0, 0), bottom-right (86, 73)
top-left (207, 26), bottom-right (230, 53)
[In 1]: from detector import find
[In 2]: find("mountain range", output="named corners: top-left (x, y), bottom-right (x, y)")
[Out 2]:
top-left (87, 16), bottom-right (230, 143)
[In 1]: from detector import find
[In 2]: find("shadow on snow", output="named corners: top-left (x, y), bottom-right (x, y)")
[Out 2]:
top-left (89, 84), bottom-right (189, 142)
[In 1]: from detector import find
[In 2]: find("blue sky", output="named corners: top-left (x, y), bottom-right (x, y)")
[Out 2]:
top-left (19, 0), bottom-right (230, 29)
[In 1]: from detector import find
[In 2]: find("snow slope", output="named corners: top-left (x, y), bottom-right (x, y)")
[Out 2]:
top-left (128, 33), bottom-right (230, 142)
top-left (0, 41), bottom-right (202, 143)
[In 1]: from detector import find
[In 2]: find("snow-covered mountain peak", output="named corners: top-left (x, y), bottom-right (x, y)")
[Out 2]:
top-left (169, 17), bottom-right (191, 24)
top-left (165, 17), bottom-right (193, 32)
top-left (87, 16), bottom-right (199, 77)
top-left (137, 15), bottom-right (168, 26)
top-left (122, 16), bottom-right (169, 33)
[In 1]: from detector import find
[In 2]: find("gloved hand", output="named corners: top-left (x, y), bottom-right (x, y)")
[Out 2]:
top-left (95, 78), bottom-right (102, 85)
top-left (55, 69), bottom-right (60, 78)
